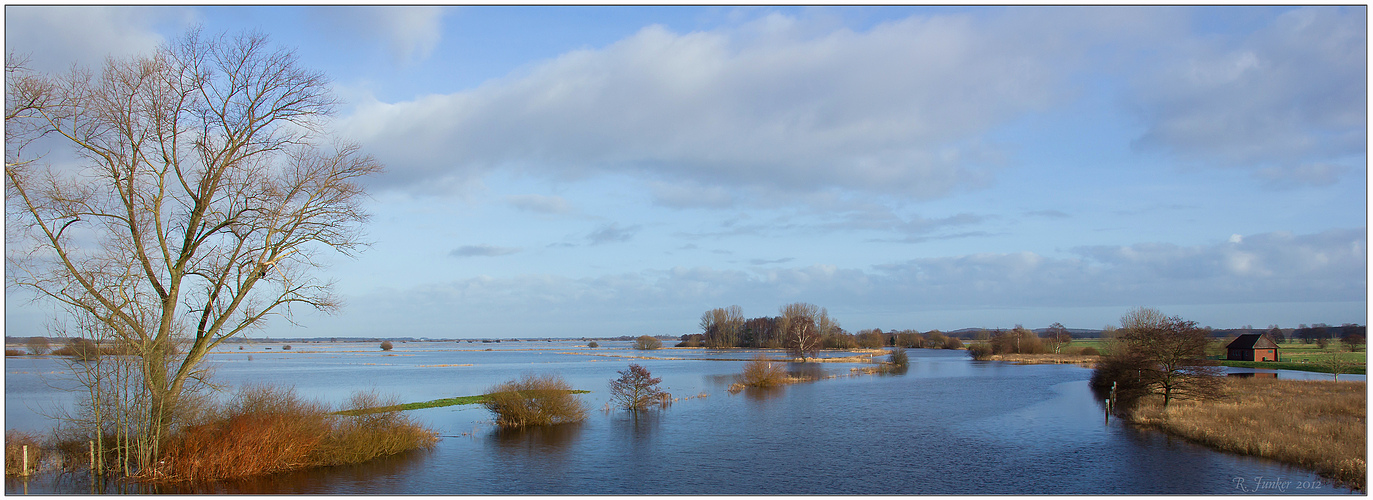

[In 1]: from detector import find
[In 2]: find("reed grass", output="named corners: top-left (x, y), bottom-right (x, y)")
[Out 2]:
top-left (154, 385), bottom-right (437, 483)
top-left (1129, 377), bottom-right (1365, 491)
top-left (5, 431), bottom-right (44, 476)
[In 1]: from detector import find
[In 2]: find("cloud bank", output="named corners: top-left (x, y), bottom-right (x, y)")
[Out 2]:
top-left (325, 228), bottom-right (1365, 337)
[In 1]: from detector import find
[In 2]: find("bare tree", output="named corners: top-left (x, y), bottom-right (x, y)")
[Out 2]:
top-left (779, 302), bottom-right (824, 360)
top-left (1324, 352), bottom-right (1354, 381)
top-left (6, 30), bottom-right (380, 469)
top-left (25, 336), bottom-right (49, 355)
top-left (608, 364), bottom-right (666, 412)
top-left (1111, 309), bottom-right (1223, 407)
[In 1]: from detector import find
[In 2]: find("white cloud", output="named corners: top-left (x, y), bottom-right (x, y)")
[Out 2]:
top-left (4, 6), bottom-right (192, 73)
top-left (308, 228), bottom-right (1365, 337)
top-left (506, 194), bottom-right (573, 214)
top-left (1129, 7), bottom-right (1365, 179)
top-left (340, 11), bottom-right (1076, 198)
top-left (450, 245), bottom-right (521, 257)
top-left (310, 6), bottom-right (445, 66)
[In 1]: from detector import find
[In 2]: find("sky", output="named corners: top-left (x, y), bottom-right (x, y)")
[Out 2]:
top-left (4, 5), bottom-right (1368, 339)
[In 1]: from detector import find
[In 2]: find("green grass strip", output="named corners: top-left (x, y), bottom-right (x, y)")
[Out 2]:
top-left (333, 390), bottom-right (591, 416)
top-left (1220, 360), bottom-right (1366, 375)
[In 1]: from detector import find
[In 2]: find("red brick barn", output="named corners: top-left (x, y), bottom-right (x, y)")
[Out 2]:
top-left (1226, 333), bottom-right (1279, 362)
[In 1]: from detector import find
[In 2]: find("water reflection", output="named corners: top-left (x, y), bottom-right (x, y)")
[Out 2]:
top-left (1227, 372), bottom-right (1278, 378)
top-left (491, 423), bottom-right (584, 452)
top-left (784, 362), bottom-right (825, 380)
top-left (611, 411), bottom-right (663, 446)
top-left (738, 386), bottom-right (787, 402)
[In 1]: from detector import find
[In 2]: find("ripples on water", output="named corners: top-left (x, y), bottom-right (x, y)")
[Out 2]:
top-left (5, 343), bottom-right (1359, 494)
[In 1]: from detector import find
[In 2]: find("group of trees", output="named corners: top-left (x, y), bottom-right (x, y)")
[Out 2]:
top-left (1091, 307), bottom-right (1223, 412)
top-left (688, 303), bottom-right (836, 359)
top-left (686, 304), bottom-right (982, 356)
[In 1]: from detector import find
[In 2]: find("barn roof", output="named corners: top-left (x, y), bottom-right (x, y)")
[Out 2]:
top-left (1226, 333), bottom-right (1278, 350)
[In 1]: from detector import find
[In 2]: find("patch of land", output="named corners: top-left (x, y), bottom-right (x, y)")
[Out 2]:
top-left (988, 353), bottom-right (1100, 367)
top-left (1129, 377), bottom-right (1366, 491)
top-left (335, 390), bottom-right (593, 416)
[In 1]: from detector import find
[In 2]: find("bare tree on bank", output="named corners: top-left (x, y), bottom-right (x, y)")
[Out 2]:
top-left (1091, 307), bottom-right (1223, 411)
top-left (5, 30), bottom-right (380, 471)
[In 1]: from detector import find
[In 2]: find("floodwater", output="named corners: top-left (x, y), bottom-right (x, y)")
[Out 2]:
top-left (4, 342), bottom-right (1362, 494)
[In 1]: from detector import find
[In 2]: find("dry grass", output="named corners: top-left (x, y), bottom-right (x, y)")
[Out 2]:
top-left (727, 356), bottom-right (818, 393)
top-left (5, 431), bottom-right (44, 476)
top-left (153, 386), bottom-right (437, 483)
top-left (989, 353), bottom-right (1099, 367)
top-left (1129, 377), bottom-right (1365, 491)
top-left (482, 374), bottom-right (588, 428)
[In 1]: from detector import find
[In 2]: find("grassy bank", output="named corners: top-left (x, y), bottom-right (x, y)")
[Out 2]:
top-left (987, 353), bottom-right (1100, 367)
top-left (1129, 378), bottom-right (1366, 491)
top-left (335, 390), bottom-right (591, 416)
top-left (1220, 360), bottom-right (1365, 375)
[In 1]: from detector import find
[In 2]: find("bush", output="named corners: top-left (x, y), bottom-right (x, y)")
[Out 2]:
top-left (380, 341), bottom-right (393, 351)
top-left (4, 350), bottom-right (23, 357)
top-left (941, 336), bottom-right (964, 350)
top-left (155, 386), bottom-right (436, 482)
top-left (889, 347), bottom-right (909, 367)
top-left (967, 343), bottom-right (994, 360)
top-left (282, 345), bottom-right (291, 351)
top-left (482, 374), bottom-right (588, 428)
top-left (5, 431), bottom-right (44, 476)
top-left (609, 364), bottom-right (668, 411)
top-left (633, 335), bottom-right (662, 350)
top-left (736, 356), bottom-right (788, 388)
top-left (26, 337), bottom-right (49, 356)
top-left (1080, 347), bottom-right (1100, 356)
top-left (587, 341), bottom-right (599, 348)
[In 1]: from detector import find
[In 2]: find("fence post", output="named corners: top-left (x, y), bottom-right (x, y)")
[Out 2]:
top-left (22, 445), bottom-right (29, 477)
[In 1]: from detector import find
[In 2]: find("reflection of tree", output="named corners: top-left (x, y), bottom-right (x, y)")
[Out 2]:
top-left (59, 447), bottom-right (432, 494)
top-left (492, 423), bottom-right (584, 452)
top-left (740, 386), bottom-right (787, 402)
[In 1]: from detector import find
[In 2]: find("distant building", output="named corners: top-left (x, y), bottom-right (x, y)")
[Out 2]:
top-left (1226, 333), bottom-right (1279, 362)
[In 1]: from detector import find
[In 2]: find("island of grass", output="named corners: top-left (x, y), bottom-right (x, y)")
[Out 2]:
top-left (336, 390), bottom-right (591, 416)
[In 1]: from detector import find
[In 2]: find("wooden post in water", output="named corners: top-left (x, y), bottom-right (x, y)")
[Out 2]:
top-left (22, 445), bottom-right (28, 477)
top-left (1104, 399), bottom-right (1111, 424)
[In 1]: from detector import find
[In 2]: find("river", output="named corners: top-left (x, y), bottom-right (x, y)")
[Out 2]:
top-left (4, 342), bottom-right (1360, 494)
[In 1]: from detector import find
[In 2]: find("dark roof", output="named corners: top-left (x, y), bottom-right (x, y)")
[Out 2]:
top-left (1226, 333), bottom-right (1278, 350)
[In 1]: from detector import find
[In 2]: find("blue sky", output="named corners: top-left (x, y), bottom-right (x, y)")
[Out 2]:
top-left (4, 6), bottom-right (1367, 338)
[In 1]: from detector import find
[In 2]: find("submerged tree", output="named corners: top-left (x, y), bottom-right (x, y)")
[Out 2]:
top-left (5, 30), bottom-right (380, 471)
top-left (608, 364), bottom-right (666, 412)
top-left (779, 302), bottom-right (825, 360)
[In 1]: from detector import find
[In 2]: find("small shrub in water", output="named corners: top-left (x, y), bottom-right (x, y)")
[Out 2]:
top-left (736, 356), bottom-right (788, 388)
top-left (609, 364), bottom-right (667, 412)
top-left (482, 374), bottom-right (588, 428)
top-left (588, 341), bottom-right (599, 348)
top-left (633, 335), bottom-right (662, 350)
top-left (889, 347), bottom-right (909, 367)
top-left (380, 341), bottom-right (393, 351)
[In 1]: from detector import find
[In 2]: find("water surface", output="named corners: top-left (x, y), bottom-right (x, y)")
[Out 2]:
top-left (4, 344), bottom-right (1359, 494)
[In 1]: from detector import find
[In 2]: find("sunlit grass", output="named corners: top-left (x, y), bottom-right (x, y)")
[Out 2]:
top-left (1130, 377), bottom-right (1366, 491)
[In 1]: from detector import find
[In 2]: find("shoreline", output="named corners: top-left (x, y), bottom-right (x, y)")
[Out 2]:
top-left (1127, 377), bottom-right (1366, 491)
